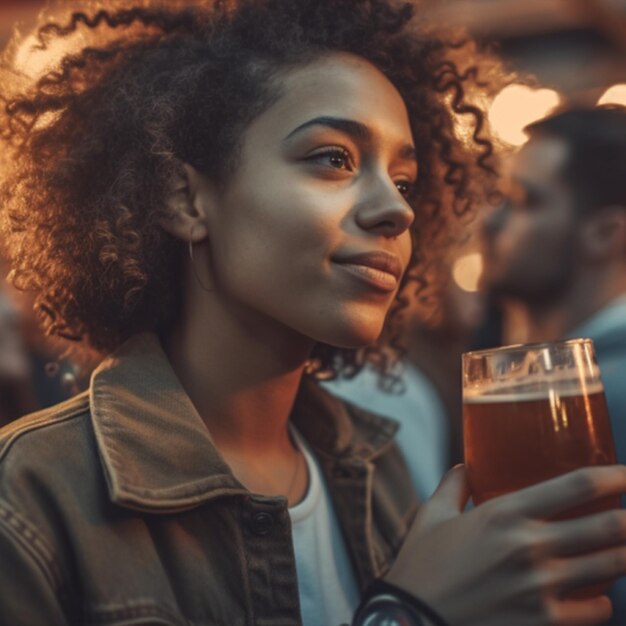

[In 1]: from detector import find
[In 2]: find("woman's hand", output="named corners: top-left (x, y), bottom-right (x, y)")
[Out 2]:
top-left (385, 465), bottom-right (626, 626)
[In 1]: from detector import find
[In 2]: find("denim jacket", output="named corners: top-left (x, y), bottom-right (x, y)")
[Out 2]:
top-left (0, 333), bottom-right (418, 626)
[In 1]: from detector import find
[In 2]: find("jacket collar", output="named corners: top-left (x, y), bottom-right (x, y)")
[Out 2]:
top-left (90, 333), bottom-right (398, 513)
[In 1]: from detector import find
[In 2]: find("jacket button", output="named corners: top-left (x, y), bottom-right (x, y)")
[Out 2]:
top-left (249, 511), bottom-right (275, 536)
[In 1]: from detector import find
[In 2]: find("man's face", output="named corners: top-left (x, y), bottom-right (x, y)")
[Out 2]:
top-left (481, 136), bottom-right (580, 303)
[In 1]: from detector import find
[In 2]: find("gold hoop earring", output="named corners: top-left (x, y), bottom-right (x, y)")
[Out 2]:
top-left (188, 226), bottom-right (215, 293)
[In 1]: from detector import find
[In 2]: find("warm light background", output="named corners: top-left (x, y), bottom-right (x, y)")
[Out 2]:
top-left (0, 0), bottom-right (625, 297)
top-left (421, 0), bottom-right (626, 294)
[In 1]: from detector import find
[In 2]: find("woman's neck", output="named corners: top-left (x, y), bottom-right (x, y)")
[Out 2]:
top-left (164, 283), bottom-right (314, 505)
top-left (164, 276), bottom-right (314, 457)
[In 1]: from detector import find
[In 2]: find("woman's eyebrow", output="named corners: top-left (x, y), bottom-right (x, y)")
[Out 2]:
top-left (284, 115), bottom-right (417, 162)
top-left (284, 116), bottom-right (371, 142)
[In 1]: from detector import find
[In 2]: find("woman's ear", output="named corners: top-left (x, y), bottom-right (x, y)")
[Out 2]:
top-left (581, 205), bottom-right (626, 262)
top-left (160, 162), bottom-right (217, 243)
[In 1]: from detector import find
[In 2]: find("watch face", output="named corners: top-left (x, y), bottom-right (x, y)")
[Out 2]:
top-left (358, 597), bottom-right (425, 626)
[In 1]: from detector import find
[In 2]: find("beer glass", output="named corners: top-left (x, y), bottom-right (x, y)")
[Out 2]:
top-left (463, 339), bottom-right (618, 514)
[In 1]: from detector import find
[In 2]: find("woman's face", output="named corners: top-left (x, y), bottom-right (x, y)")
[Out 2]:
top-left (200, 53), bottom-right (417, 348)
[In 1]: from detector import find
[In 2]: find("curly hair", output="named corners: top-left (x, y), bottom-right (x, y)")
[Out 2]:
top-left (0, 0), bottom-right (502, 379)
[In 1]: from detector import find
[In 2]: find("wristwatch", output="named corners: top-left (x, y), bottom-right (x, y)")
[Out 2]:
top-left (352, 591), bottom-right (426, 626)
top-left (351, 579), bottom-right (450, 626)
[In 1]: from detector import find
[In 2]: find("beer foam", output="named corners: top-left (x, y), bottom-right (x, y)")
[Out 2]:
top-left (464, 380), bottom-right (604, 403)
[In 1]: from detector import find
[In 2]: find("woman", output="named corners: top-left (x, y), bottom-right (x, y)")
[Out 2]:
top-left (1, 1), bottom-right (626, 625)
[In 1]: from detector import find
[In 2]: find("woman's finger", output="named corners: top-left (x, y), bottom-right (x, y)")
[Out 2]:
top-left (548, 595), bottom-right (612, 626)
top-left (545, 509), bottom-right (626, 557)
top-left (493, 466), bottom-right (626, 519)
top-left (553, 546), bottom-right (626, 592)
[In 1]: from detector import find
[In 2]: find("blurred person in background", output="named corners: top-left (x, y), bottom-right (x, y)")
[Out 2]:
top-left (404, 272), bottom-right (487, 468)
top-left (0, 260), bottom-right (84, 421)
top-left (481, 104), bottom-right (626, 623)
top-left (0, 283), bottom-right (38, 426)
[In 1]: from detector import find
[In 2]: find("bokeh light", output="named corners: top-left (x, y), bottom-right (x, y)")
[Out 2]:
top-left (488, 84), bottom-right (561, 146)
top-left (452, 253), bottom-right (484, 293)
top-left (597, 84), bottom-right (626, 107)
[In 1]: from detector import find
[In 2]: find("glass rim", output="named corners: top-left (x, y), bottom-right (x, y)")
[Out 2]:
top-left (463, 337), bottom-right (594, 359)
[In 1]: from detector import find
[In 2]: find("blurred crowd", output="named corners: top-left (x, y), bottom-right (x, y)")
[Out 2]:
top-left (0, 268), bottom-right (84, 427)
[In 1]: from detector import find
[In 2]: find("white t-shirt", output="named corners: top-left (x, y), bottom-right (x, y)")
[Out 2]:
top-left (289, 429), bottom-right (360, 626)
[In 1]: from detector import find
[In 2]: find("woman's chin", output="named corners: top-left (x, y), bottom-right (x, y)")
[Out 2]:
top-left (316, 321), bottom-right (384, 350)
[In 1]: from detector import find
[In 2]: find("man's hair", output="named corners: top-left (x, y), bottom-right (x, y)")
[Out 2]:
top-left (526, 105), bottom-right (626, 215)
top-left (0, 0), bottom-right (501, 379)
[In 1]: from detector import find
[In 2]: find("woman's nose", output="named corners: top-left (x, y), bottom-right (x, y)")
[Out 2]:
top-left (355, 176), bottom-right (414, 238)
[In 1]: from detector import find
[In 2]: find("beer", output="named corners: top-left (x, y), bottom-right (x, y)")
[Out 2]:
top-left (464, 384), bottom-right (617, 510)
top-left (463, 380), bottom-right (619, 599)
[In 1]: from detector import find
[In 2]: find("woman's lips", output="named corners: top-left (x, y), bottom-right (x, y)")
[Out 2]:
top-left (335, 262), bottom-right (399, 292)
top-left (331, 251), bottom-right (403, 293)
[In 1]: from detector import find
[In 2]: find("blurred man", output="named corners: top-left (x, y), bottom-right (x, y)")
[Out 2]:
top-left (0, 288), bottom-right (37, 426)
top-left (481, 104), bottom-right (626, 622)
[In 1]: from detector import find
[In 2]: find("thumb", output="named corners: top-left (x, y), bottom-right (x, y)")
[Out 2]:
top-left (421, 464), bottom-right (471, 525)
top-left (387, 465), bottom-right (472, 587)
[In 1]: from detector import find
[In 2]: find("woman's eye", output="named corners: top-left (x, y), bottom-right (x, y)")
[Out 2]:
top-left (395, 180), bottom-right (415, 197)
top-left (311, 148), bottom-right (355, 171)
